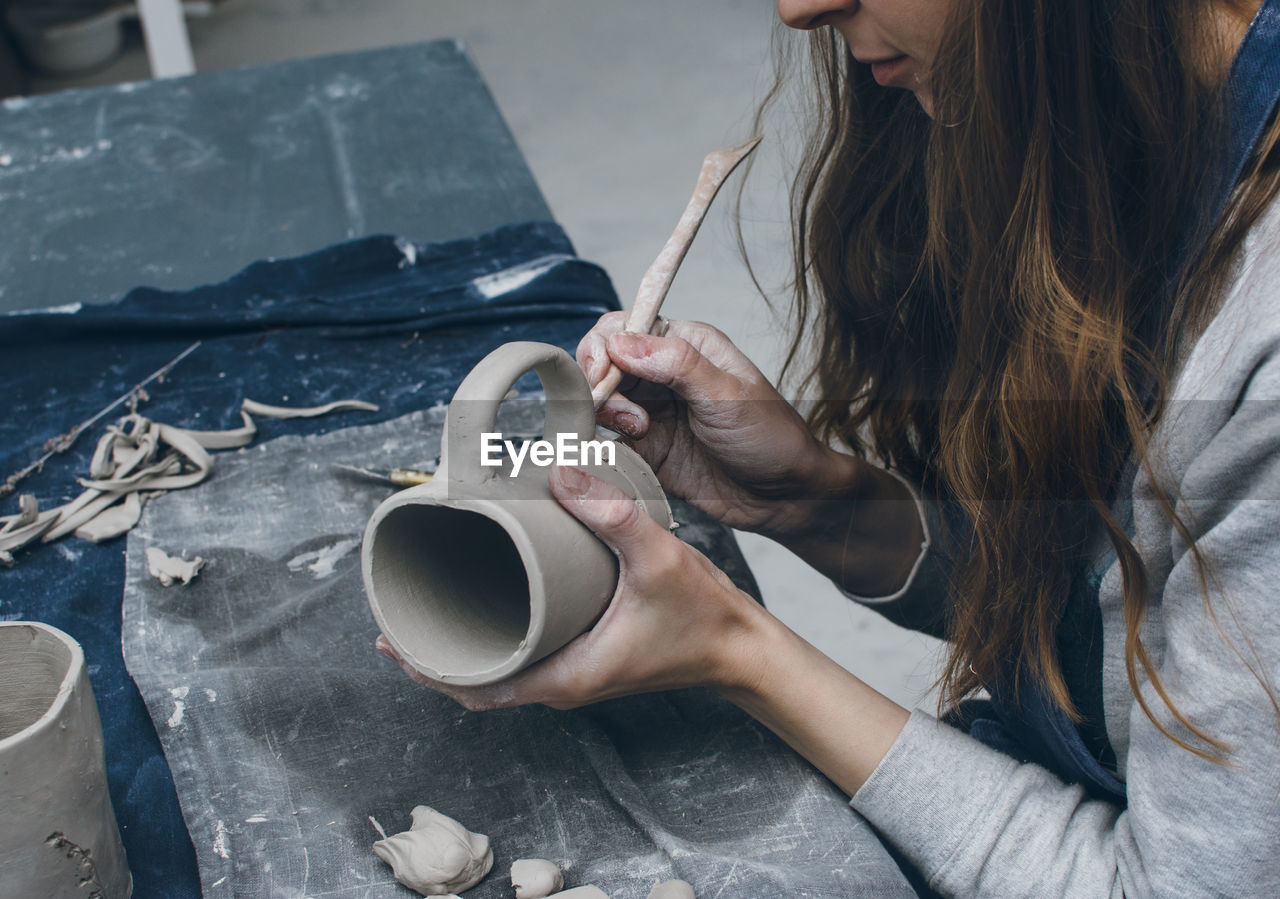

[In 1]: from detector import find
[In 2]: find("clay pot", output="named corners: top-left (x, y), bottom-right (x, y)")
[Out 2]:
top-left (363, 341), bottom-right (672, 685)
top-left (0, 621), bottom-right (132, 897)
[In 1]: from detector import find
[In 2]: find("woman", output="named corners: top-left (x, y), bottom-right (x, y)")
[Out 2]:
top-left (380, 0), bottom-right (1280, 893)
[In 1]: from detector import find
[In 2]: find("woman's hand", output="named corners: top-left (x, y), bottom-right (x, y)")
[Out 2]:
top-left (376, 465), bottom-right (910, 794)
top-left (577, 312), bottom-right (851, 540)
top-left (376, 465), bottom-right (766, 710)
top-left (578, 314), bottom-right (925, 596)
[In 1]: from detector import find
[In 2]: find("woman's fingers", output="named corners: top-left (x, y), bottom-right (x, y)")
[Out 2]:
top-left (374, 635), bottom-right (432, 686)
top-left (374, 633), bottom-right (549, 710)
top-left (576, 310), bottom-right (629, 387)
top-left (598, 393), bottom-right (650, 439)
top-left (374, 468), bottom-right (682, 711)
top-left (605, 331), bottom-right (747, 411)
top-left (578, 313), bottom-right (757, 407)
top-left (548, 465), bottom-right (668, 563)
top-left (373, 467), bottom-right (758, 711)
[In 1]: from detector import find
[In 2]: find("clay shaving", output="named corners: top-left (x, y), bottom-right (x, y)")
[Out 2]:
top-left (241, 398), bottom-right (379, 419)
top-left (1, 341), bottom-right (200, 501)
top-left (0, 396), bottom-right (378, 566)
top-left (145, 547), bottom-right (205, 587)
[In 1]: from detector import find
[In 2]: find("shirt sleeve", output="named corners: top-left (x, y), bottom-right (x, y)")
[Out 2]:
top-left (849, 357), bottom-right (1280, 897)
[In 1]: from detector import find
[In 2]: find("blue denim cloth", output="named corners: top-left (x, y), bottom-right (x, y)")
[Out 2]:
top-left (963, 0), bottom-right (1280, 807)
top-left (0, 221), bottom-right (618, 897)
top-left (1226, 0), bottom-right (1280, 215)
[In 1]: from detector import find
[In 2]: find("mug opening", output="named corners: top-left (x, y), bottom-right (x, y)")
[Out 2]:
top-left (370, 504), bottom-right (532, 678)
top-left (0, 625), bottom-right (74, 741)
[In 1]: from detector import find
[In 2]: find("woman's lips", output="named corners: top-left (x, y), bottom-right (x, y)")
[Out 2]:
top-left (870, 55), bottom-right (911, 88)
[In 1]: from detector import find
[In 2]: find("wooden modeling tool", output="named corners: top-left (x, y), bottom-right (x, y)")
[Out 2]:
top-left (590, 136), bottom-right (763, 409)
top-left (333, 463), bottom-right (435, 487)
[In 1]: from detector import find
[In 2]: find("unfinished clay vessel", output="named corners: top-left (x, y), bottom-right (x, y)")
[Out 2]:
top-left (363, 341), bottom-right (672, 685)
top-left (0, 621), bottom-right (132, 897)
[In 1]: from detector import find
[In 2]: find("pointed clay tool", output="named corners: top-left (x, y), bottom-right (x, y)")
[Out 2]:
top-left (332, 463), bottom-right (436, 487)
top-left (590, 136), bottom-right (763, 409)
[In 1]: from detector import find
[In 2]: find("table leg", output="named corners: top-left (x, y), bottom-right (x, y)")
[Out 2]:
top-left (137, 0), bottom-right (196, 78)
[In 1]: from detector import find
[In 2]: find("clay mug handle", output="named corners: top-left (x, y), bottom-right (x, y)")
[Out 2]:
top-left (438, 341), bottom-right (595, 488)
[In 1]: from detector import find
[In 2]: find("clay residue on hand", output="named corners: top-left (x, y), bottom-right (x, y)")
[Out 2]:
top-left (1, 386), bottom-right (378, 565)
top-left (371, 805), bottom-right (493, 896)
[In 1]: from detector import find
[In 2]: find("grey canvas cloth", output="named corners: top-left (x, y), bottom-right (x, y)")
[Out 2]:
top-left (122, 402), bottom-right (914, 897)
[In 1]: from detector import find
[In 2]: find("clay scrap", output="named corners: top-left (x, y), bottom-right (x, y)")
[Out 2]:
top-left (647, 881), bottom-right (696, 899)
top-left (145, 547), bottom-right (205, 587)
top-left (546, 887), bottom-right (609, 898)
top-left (371, 805), bottom-right (493, 896)
top-left (242, 397), bottom-right (380, 419)
top-left (0, 395), bottom-right (378, 566)
top-left (1, 340), bottom-right (200, 502)
top-left (0, 494), bottom-right (54, 566)
top-left (511, 857), bottom-right (564, 899)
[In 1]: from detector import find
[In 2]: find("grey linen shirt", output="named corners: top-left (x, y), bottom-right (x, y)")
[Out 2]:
top-left (846, 196), bottom-right (1280, 897)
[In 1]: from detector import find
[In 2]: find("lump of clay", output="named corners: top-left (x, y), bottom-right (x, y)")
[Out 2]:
top-left (511, 858), bottom-right (564, 899)
top-left (372, 805), bottom-right (493, 896)
top-left (146, 546), bottom-right (205, 586)
top-left (547, 888), bottom-right (609, 899)
top-left (647, 881), bottom-right (696, 899)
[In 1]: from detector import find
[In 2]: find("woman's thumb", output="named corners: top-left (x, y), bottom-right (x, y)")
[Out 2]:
top-left (549, 465), bottom-right (652, 554)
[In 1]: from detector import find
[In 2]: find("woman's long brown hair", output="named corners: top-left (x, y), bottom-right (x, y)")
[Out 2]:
top-left (762, 0), bottom-right (1280, 758)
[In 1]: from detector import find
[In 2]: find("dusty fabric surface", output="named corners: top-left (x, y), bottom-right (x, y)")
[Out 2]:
top-left (0, 219), bottom-right (617, 896)
top-left (122, 405), bottom-right (915, 898)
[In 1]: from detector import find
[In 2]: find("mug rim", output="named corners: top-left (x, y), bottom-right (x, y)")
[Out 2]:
top-left (0, 621), bottom-right (84, 752)
top-left (363, 489), bottom-right (548, 685)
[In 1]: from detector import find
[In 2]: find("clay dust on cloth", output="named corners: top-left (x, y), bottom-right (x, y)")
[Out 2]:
top-left (0, 220), bottom-right (620, 897)
top-left (121, 403), bottom-right (916, 898)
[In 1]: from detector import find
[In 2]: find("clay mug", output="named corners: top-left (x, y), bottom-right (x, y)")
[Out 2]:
top-left (0, 621), bottom-right (132, 898)
top-left (362, 341), bottom-right (672, 685)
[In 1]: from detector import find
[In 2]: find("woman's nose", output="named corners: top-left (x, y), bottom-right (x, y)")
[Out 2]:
top-left (776, 0), bottom-right (859, 30)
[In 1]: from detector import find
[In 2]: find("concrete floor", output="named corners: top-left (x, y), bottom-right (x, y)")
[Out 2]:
top-left (31, 0), bottom-right (942, 708)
